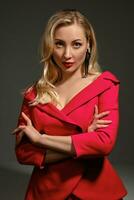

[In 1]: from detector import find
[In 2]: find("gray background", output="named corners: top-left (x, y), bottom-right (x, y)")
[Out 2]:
top-left (0, 1), bottom-right (133, 199)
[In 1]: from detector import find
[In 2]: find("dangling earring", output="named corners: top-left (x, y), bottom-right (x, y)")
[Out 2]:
top-left (83, 48), bottom-right (91, 78)
top-left (87, 47), bottom-right (90, 53)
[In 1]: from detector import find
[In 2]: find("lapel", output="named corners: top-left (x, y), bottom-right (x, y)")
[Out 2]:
top-left (24, 71), bottom-right (119, 130)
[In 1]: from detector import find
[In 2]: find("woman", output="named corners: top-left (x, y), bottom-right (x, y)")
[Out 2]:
top-left (13, 9), bottom-right (127, 200)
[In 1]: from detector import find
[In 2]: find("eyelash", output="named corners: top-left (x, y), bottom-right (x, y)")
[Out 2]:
top-left (55, 42), bottom-right (63, 47)
top-left (55, 42), bottom-right (82, 48)
top-left (74, 43), bottom-right (82, 48)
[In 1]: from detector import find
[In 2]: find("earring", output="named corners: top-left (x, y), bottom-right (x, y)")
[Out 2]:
top-left (83, 48), bottom-right (91, 77)
top-left (87, 47), bottom-right (90, 53)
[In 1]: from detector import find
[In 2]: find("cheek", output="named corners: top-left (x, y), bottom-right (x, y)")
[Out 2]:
top-left (75, 49), bottom-right (87, 63)
top-left (53, 50), bottom-right (62, 61)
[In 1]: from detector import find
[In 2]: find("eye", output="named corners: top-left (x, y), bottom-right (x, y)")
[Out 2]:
top-left (54, 41), bottom-right (64, 48)
top-left (73, 42), bottom-right (82, 48)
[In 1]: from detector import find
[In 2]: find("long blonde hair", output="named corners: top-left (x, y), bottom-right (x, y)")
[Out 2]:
top-left (26, 9), bottom-right (102, 106)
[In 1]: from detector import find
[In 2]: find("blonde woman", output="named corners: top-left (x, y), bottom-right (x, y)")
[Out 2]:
top-left (13, 9), bottom-right (127, 200)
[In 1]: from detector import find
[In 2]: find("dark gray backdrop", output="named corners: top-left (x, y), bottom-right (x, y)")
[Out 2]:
top-left (0, 0), bottom-right (134, 172)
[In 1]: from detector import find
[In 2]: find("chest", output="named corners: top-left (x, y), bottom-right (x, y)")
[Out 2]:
top-left (54, 76), bottom-right (98, 109)
top-left (29, 95), bottom-right (99, 134)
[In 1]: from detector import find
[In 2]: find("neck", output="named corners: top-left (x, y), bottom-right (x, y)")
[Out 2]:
top-left (60, 66), bottom-right (84, 84)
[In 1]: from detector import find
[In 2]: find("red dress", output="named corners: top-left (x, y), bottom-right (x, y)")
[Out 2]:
top-left (15, 71), bottom-right (127, 200)
top-left (66, 194), bottom-right (123, 200)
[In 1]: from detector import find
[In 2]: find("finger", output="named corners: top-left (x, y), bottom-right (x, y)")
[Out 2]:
top-left (94, 104), bottom-right (98, 115)
top-left (97, 119), bottom-right (112, 124)
top-left (12, 127), bottom-right (23, 134)
top-left (12, 127), bottom-right (20, 134)
top-left (15, 130), bottom-right (24, 146)
top-left (16, 130), bottom-right (24, 138)
top-left (12, 125), bottom-right (26, 134)
top-left (96, 111), bottom-right (110, 119)
top-left (22, 112), bottom-right (32, 126)
top-left (97, 124), bottom-right (109, 128)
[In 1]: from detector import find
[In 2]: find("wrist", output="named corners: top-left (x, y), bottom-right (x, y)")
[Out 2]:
top-left (88, 125), bottom-right (94, 132)
top-left (37, 134), bottom-right (48, 147)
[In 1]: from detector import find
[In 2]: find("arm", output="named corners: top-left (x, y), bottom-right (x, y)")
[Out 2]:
top-left (15, 104), bottom-right (112, 164)
top-left (16, 82), bottom-right (118, 159)
top-left (71, 81), bottom-right (120, 158)
top-left (39, 134), bottom-right (75, 155)
top-left (15, 97), bottom-right (71, 166)
top-left (37, 81), bottom-right (119, 158)
top-left (45, 149), bottom-right (71, 163)
top-left (15, 98), bottom-right (46, 167)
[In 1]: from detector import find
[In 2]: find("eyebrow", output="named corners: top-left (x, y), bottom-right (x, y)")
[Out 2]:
top-left (54, 39), bottom-right (82, 42)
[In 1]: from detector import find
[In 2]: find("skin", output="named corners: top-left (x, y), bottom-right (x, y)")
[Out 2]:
top-left (13, 23), bottom-right (112, 163)
top-left (53, 23), bottom-right (89, 80)
top-left (52, 23), bottom-right (95, 109)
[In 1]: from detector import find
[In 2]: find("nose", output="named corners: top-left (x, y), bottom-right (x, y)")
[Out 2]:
top-left (63, 47), bottom-right (72, 59)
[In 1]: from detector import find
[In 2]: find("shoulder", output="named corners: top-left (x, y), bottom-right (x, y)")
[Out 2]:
top-left (102, 70), bottom-right (120, 84)
top-left (23, 85), bottom-right (36, 101)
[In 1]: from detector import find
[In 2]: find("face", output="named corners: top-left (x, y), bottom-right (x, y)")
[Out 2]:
top-left (52, 23), bottom-right (89, 76)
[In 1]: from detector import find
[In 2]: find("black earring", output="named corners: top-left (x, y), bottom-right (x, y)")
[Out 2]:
top-left (83, 49), bottom-right (90, 77)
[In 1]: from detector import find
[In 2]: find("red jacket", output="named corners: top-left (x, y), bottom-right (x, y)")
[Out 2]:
top-left (15, 70), bottom-right (127, 200)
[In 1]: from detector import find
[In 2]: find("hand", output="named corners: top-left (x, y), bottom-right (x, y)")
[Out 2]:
top-left (88, 105), bottom-right (112, 132)
top-left (12, 112), bottom-right (41, 144)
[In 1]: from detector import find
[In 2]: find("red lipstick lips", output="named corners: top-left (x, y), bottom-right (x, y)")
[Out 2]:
top-left (63, 62), bottom-right (74, 68)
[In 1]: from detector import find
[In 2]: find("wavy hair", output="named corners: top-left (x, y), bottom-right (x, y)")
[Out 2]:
top-left (26, 9), bottom-right (102, 106)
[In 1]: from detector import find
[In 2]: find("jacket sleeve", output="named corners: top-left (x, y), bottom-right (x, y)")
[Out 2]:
top-left (15, 97), bottom-right (46, 168)
top-left (71, 81), bottom-right (120, 158)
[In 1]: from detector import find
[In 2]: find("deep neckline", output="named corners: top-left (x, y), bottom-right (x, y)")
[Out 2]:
top-left (50, 71), bottom-right (107, 112)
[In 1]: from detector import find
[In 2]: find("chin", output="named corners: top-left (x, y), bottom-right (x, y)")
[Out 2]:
top-left (63, 68), bottom-right (78, 73)
top-left (63, 65), bottom-right (80, 71)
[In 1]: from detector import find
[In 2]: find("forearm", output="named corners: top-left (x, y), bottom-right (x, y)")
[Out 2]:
top-left (37, 134), bottom-right (76, 156)
top-left (45, 149), bottom-right (71, 163)
top-left (15, 136), bottom-right (45, 167)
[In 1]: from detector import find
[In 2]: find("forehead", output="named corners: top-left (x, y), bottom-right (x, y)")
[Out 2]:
top-left (54, 23), bottom-right (86, 40)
